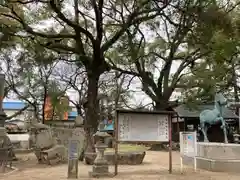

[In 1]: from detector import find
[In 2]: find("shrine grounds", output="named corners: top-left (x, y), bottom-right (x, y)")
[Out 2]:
top-left (1, 151), bottom-right (240, 180)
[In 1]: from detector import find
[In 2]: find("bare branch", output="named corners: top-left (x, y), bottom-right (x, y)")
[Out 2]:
top-left (49, 0), bottom-right (95, 42)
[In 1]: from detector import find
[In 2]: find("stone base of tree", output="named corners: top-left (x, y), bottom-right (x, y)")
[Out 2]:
top-left (149, 142), bottom-right (179, 151)
top-left (84, 151), bottom-right (146, 165)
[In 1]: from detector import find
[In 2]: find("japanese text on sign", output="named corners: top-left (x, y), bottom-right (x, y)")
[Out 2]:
top-left (180, 132), bottom-right (197, 157)
top-left (68, 139), bottom-right (79, 160)
top-left (118, 113), bottom-right (169, 142)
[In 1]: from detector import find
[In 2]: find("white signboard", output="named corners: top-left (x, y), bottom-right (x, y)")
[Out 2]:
top-left (117, 112), bottom-right (169, 142)
top-left (180, 131), bottom-right (197, 157)
top-left (179, 131), bottom-right (197, 172)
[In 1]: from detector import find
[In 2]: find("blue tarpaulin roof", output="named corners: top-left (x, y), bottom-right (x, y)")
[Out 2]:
top-left (68, 111), bottom-right (78, 117)
top-left (3, 101), bottom-right (78, 119)
top-left (104, 123), bottom-right (114, 131)
top-left (100, 121), bottom-right (114, 131)
top-left (3, 101), bottom-right (26, 110)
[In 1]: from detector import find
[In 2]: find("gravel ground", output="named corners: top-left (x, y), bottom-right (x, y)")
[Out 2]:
top-left (0, 151), bottom-right (239, 180)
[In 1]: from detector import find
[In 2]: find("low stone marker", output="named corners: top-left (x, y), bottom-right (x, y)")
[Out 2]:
top-left (67, 138), bottom-right (79, 179)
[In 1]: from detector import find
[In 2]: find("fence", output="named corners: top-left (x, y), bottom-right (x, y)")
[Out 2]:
top-left (179, 131), bottom-right (197, 172)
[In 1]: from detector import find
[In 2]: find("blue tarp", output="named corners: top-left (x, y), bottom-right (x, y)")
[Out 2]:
top-left (100, 121), bottom-right (114, 131)
top-left (104, 123), bottom-right (114, 131)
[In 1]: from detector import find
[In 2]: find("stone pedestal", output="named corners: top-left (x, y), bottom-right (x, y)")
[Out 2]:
top-left (183, 142), bottom-right (240, 173)
top-left (89, 132), bottom-right (113, 178)
top-left (197, 142), bottom-right (240, 160)
top-left (0, 128), bottom-right (11, 173)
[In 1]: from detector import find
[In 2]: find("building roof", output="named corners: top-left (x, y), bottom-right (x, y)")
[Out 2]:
top-left (3, 101), bottom-right (26, 110)
top-left (174, 104), bottom-right (238, 119)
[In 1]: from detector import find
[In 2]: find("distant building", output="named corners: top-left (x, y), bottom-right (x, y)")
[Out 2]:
top-left (3, 101), bottom-right (31, 120)
top-left (68, 111), bottom-right (78, 120)
top-left (3, 101), bottom-right (78, 121)
top-left (44, 95), bottom-right (70, 121)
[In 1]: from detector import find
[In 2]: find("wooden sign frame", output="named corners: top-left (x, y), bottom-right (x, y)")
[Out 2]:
top-left (114, 109), bottom-right (175, 176)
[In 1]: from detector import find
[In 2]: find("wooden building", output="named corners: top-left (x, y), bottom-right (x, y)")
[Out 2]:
top-left (172, 104), bottom-right (239, 142)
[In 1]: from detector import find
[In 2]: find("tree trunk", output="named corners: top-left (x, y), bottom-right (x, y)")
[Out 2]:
top-left (42, 86), bottom-right (47, 124)
top-left (154, 100), bottom-right (169, 110)
top-left (76, 104), bottom-right (82, 116)
top-left (84, 72), bottom-right (100, 163)
top-left (150, 98), bottom-right (170, 151)
top-left (232, 61), bottom-right (239, 115)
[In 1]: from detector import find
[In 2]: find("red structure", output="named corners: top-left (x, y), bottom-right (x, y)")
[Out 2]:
top-left (44, 95), bottom-right (69, 121)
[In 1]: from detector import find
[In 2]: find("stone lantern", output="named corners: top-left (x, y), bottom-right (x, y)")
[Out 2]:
top-left (89, 131), bottom-right (113, 178)
top-left (0, 74), bottom-right (16, 170)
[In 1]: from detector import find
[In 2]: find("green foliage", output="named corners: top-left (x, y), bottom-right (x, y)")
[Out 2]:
top-left (181, 4), bottom-right (240, 105)
top-left (108, 0), bottom-right (240, 109)
top-left (47, 81), bottom-right (70, 120)
top-left (1, 0), bottom-right (239, 114)
top-left (0, 41), bottom-right (69, 118)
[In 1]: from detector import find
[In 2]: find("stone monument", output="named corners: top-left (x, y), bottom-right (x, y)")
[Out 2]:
top-left (0, 74), bottom-right (16, 172)
top-left (89, 131), bottom-right (113, 178)
top-left (67, 115), bottom-right (85, 179)
top-left (199, 92), bottom-right (228, 143)
top-left (67, 138), bottom-right (79, 179)
top-left (0, 128), bottom-right (16, 172)
top-left (72, 115), bottom-right (85, 161)
top-left (25, 116), bottom-right (67, 165)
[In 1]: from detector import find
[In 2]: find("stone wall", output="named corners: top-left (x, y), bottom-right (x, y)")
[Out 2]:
top-left (51, 127), bottom-right (85, 160)
top-left (51, 127), bottom-right (74, 147)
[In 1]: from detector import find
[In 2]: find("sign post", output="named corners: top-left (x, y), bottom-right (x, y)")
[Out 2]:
top-left (114, 110), bottom-right (175, 175)
top-left (67, 139), bottom-right (79, 179)
top-left (179, 131), bottom-right (197, 173)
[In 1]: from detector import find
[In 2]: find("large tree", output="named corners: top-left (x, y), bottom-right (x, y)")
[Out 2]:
top-left (0, 0), bottom-right (169, 153)
top-left (110, 0), bottom-right (239, 110)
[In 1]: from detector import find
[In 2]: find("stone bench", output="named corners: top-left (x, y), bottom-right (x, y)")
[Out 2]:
top-left (39, 145), bottom-right (66, 165)
top-left (85, 151), bottom-right (146, 165)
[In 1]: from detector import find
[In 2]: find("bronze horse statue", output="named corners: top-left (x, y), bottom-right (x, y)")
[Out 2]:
top-left (199, 93), bottom-right (228, 143)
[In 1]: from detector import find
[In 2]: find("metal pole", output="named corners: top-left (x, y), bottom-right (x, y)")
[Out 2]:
top-left (168, 114), bottom-right (172, 174)
top-left (114, 111), bottom-right (119, 176)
